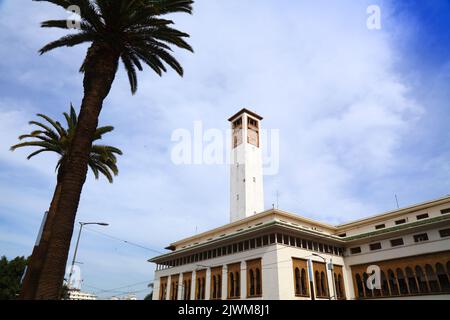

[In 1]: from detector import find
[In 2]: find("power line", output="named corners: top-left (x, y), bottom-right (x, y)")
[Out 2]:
top-left (82, 225), bottom-right (164, 255)
top-left (84, 280), bottom-right (153, 295)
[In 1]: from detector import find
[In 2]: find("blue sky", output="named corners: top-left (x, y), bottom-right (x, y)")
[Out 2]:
top-left (0, 0), bottom-right (449, 299)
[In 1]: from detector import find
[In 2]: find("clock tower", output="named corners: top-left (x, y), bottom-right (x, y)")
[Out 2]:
top-left (229, 108), bottom-right (264, 222)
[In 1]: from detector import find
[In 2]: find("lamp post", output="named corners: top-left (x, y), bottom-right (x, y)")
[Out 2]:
top-left (312, 253), bottom-right (336, 300)
top-left (66, 222), bottom-right (109, 289)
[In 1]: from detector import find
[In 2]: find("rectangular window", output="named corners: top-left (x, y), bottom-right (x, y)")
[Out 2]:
top-left (269, 234), bottom-right (275, 244)
top-left (395, 219), bottom-right (406, 225)
top-left (302, 239), bottom-right (307, 248)
top-left (313, 242), bottom-right (318, 251)
top-left (238, 242), bottom-right (244, 252)
top-left (413, 233), bottom-right (429, 243)
top-left (256, 237), bottom-right (262, 247)
top-left (369, 243), bottom-right (382, 251)
top-left (375, 224), bottom-right (385, 230)
top-left (439, 228), bottom-right (450, 238)
top-left (290, 236), bottom-right (295, 246)
top-left (233, 243), bottom-right (238, 252)
top-left (276, 234), bottom-right (283, 244)
top-left (350, 247), bottom-right (361, 254)
top-left (318, 243), bottom-right (324, 252)
top-left (295, 238), bottom-right (302, 247)
top-left (390, 238), bottom-right (404, 247)
top-left (307, 241), bottom-right (312, 250)
top-left (416, 213), bottom-right (429, 220)
top-left (262, 235), bottom-right (268, 246)
top-left (250, 238), bottom-right (256, 249)
top-left (440, 208), bottom-right (450, 215)
top-left (283, 235), bottom-right (289, 245)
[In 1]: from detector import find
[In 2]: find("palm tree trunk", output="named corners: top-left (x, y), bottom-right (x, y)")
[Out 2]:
top-left (34, 42), bottom-right (120, 299)
top-left (19, 162), bottom-right (67, 300)
top-left (18, 182), bottom-right (62, 299)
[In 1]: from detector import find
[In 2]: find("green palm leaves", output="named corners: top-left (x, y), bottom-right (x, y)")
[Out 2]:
top-left (34, 0), bottom-right (194, 93)
top-left (11, 104), bottom-right (122, 183)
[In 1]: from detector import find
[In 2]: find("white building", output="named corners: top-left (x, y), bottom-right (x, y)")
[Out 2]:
top-left (150, 109), bottom-right (450, 300)
top-left (66, 289), bottom-right (97, 300)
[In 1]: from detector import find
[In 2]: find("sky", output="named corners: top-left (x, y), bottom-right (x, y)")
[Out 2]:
top-left (0, 0), bottom-right (449, 299)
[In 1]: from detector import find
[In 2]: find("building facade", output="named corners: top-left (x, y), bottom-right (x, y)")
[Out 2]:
top-left (66, 289), bottom-right (97, 300)
top-left (150, 109), bottom-right (450, 300)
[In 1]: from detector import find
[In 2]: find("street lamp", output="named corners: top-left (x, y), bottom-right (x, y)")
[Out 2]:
top-left (66, 221), bottom-right (109, 289)
top-left (311, 253), bottom-right (336, 300)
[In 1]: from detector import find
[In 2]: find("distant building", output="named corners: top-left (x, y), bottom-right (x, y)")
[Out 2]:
top-left (66, 289), bottom-right (97, 300)
top-left (150, 109), bottom-right (450, 300)
top-left (110, 294), bottom-right (137, 300)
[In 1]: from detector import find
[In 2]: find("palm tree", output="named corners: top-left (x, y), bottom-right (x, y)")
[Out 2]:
top-left (33, 0), bottom-right (193, 299)
top-left (11, 104), bottom-right (122, 299)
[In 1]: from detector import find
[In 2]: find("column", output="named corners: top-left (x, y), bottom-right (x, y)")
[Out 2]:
top-left (240, 261), bottom-right (247, 299)
top-left (191, 271), bottom-right (197, 300)
top-left (205, 268), bottom-right (211, 300)
top-left (222, 265), bottom-right (228, 299)
top-left (177, 274), bottom-right (183, 300)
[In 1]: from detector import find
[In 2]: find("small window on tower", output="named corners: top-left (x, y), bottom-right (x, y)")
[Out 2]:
top-left (253, 177), bottom-right (256, 182)
top-left (236, 194), bottom-right (239, 201)
top-left (233, 117), bottom-right (242, 128)
top-left (247, 117), bottom-right (259, 147)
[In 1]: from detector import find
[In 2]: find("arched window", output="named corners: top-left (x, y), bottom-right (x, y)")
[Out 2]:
top-left (235, 271), bottom-right (240, 297)
top-left (301, 269), bottom-right (308, 296)
top-left (201, 278), bottom-right (206, 300)
top-left (336, 274), bottom-right (344, 299)
top-left (196, 278), bottom-right (201, 300)
top-left (415, 266), bottom-right (428, 293)
top-left (256, 268), bottom-right (262, 296)
top-left (249, 269), bottom-right (255, 296)
top-left (405, 267), bottom-right (418, 294)
top-left (294, 268), bottom-right (300, 295)
top-left (320, 271), bottom-right (328, 297)
top-left (315, 271), bottom-right (321, 297)
top-left (387, 269), bottom-right (399, 296)
top-left (363, 273), bottom-right (372, 297)
top-left (447, 261), bottom-right (450, 277)
top-left (436, 263), bottom-right (450, 292)
top-left (396, 268), bottom-right (409, 295)
top-left (355, 273), bottom-right (364, 298)
top-left (212, 275), bottom-right (217, 299)
top-left (229, 273), bottom-right (235, 298)
top-left (380, 271), bottom-right (390, 296)
top-left (425, 264), bottom-right (440, 292)
top-left (334, 273), bottom-right (338, 297)
top-left (187, 280), bottom-right (190, 300)
top-left (217, 275), bottom-right (222, 298)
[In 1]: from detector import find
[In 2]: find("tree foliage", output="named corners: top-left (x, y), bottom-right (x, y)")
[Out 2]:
top-left (36, 0), bottom-right (194, 93)
top-left (11, 104), bottom-right (122, 183)
top-left (0, 256), bottom-right (28, 300)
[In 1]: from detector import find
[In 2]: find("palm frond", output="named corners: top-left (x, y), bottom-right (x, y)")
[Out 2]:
top-left (39, 32), bottom-right (97, 55)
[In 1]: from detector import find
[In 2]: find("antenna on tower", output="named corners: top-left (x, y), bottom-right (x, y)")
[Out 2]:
top-left (395, 194), bottom-right (399, 209)
top-left (276, 190), bottom-right (279, 209)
